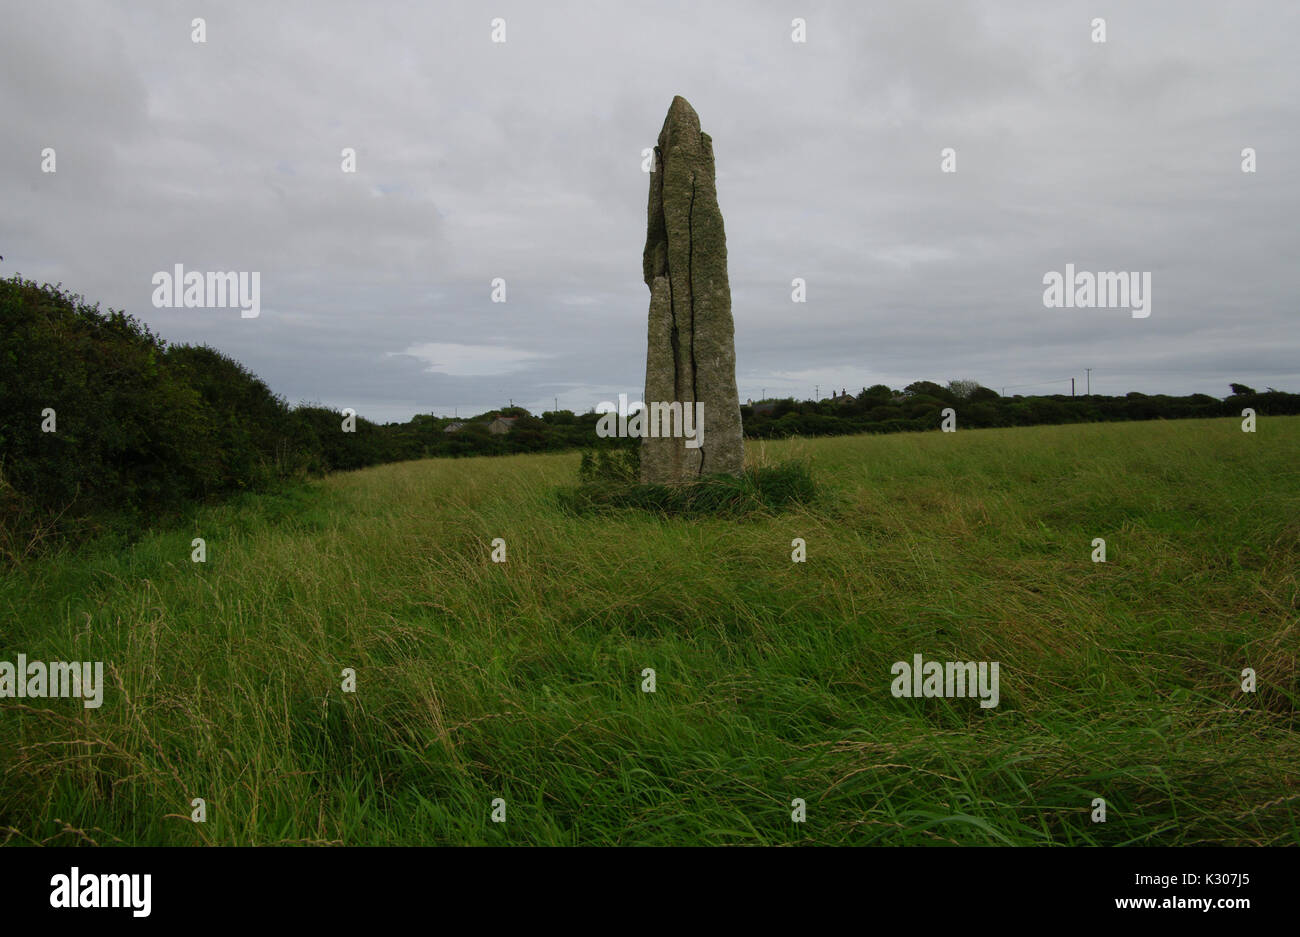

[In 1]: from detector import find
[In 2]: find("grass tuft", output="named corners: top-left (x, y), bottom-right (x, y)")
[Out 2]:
top-left (556, 460), bottom-right (818, 517)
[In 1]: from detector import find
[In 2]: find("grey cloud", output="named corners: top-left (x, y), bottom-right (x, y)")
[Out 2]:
top-left (2, 0), bottom-right (1296, 425)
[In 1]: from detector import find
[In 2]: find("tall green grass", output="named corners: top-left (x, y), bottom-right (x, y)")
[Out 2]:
top-left (1, 417), bottom-right (1296, 845)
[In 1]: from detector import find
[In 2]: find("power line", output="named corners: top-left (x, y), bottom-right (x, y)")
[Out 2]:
top-left (999, 378), bottom-right (1076, 396)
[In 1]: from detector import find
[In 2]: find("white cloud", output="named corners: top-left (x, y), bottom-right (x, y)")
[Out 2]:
top-left (392, 342), bottom-right (552, 377)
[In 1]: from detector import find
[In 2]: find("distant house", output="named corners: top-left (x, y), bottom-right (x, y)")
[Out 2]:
top-left (487, 416), bottom-right (518, 435)
top-left (443, 421), bottom-right (465, 434)
top-left (819, 389), bottom-right (856, 406)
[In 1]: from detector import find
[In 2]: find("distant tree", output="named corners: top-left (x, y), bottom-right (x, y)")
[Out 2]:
top-left (947, 378), bottom-right (982, 400)
top-left (964, 402), bottom-right (1000, 426)
top-left (1229, 383), bottom-right (1257, 396)
top-left (904, 381), bottom-right (956, 404)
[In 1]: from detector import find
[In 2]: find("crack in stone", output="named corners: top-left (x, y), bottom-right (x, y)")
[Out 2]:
top-left (659, 146), bottom-right (683, 480)
top-left (687, 173), bottom-right (702, 475)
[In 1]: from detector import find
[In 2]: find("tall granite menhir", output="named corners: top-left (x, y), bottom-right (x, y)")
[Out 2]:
top-left (641, 96), bottom-right (744, 484)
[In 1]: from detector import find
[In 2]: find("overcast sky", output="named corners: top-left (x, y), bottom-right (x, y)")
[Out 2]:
top-left (4, 1), bottom-right (1297, 422)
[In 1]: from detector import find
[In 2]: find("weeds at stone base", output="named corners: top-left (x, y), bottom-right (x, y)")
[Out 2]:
top-left (557, 460), bottom-right (817, 517)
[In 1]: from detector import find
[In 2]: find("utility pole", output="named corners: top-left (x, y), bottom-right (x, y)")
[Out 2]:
top-left (1071, 377), bottom-right (1075, 397)
top-left (762, 387), bottom-right (766, 401)
top-left (555, 396), bottom-right (558, 413)
top-left (815, 385), bottom-right (819, 401)
top-left (1086, 369), bottom-right (1092, 396)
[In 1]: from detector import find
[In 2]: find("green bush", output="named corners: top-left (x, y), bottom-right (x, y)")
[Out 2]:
top-left (558, 460), bottom-right (817, 517)
top-left (0, 277), bottom-right (315, 560)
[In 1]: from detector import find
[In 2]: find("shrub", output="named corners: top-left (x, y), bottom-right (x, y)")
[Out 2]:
top-left (558, 460), bottom-right (817, 517)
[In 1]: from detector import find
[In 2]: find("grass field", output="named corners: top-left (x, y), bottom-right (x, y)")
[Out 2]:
top-left (1, 417), bottom-right (1297, 845)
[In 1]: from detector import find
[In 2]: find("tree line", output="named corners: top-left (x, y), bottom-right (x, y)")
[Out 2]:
top-left (740, 379), bottom-right (1299, 439)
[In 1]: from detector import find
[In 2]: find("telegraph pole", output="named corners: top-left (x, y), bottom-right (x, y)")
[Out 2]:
top-left (1071, 377), bottom-right (1075, 397)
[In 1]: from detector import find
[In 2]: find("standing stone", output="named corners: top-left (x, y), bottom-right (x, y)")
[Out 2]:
top-left (641, 96), bottom-right (744, 484)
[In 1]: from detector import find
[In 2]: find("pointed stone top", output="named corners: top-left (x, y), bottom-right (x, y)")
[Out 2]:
top-left (659, 95), bottom-right (702, 150)
top-left (668, 94), bottom-right (696, 118)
